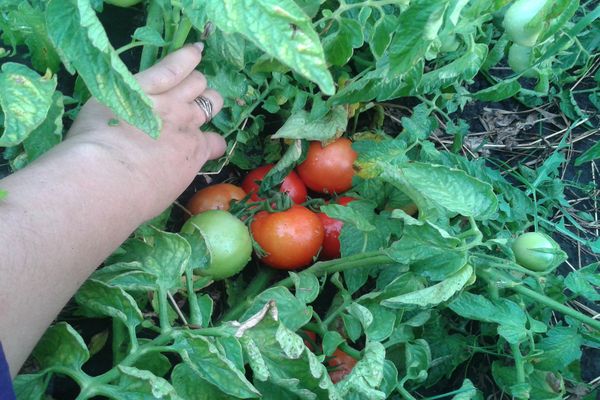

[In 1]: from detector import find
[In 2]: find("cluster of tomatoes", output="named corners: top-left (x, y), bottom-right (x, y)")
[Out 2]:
top-left (182, 138), bottom-right (358, 279)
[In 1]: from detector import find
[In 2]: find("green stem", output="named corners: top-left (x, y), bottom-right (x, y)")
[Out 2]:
top-left (112, 319), bottom-right (127, 364)
top-left (186, 269), bottom-right (203, 326)
top-left (478, 268), bottom-right (600, 331)
top-left (397, 379), bottom-right (418, 400)
top-left (167, 15), bottom-right (193, 53)
top-left (278, 251), bottom-right (392, 288)
top-left (139, 0), bottom-right (164, 71)
top-left (116, 42), bottom-right (144, 55)
top-left (509, 342), bottom-right (527, 398)
top-left (157, 287), bottom-right (171, 334)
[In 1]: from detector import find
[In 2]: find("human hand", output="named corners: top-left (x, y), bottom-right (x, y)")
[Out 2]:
top-left (66, 43), bottom-right (226, 219)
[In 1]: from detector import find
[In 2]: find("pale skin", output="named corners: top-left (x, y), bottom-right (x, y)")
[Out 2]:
top-left (0, 44), bottom-right (226, 377)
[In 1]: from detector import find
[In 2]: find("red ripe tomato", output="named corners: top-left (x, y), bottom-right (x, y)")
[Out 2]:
top-left (318, 197), bottom-right (355, 260)
top-left (297, 138), bottom-right (357, 194)
top-left (241, 164), bottom-right (307, 204)
top-left (327, 349), bottom-right (357, 383)
top-left (302, 330), bottom-right (318, 351)
top-left (186, 183), bottom-right (246, 216)
top-left (251, 205), bottom-right (324, 270)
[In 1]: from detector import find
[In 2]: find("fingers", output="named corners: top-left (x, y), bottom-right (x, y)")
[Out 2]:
top-left (188, 89), bottom-right (224, 126)
top-left (169, 71), bottom-right (207, 101)
top-left (201, 132), bottom-right (227, 161)
top-left (136, 43), bottom-right (204, 95)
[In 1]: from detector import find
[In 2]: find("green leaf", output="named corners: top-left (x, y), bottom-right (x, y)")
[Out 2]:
top-left (22, 91), bottom-right (63, 164)
top-left (272, 106), bottom-right (348, 140)
top-left (491, 361), bottom-right (530, 399)
top-left (289, 271), bottom-right (320, 304)
top-left (575, 140), bottom-right (600, 166)
top-left (0, 2), bottom-right (61, 73)
top-left (336, 342), bottom-right (386, 399)
top-left (382, 163), bottom-right (498, 220)
top-left (323, 18), bottom-right (364, 66)
top-left (449, 292), bottom-right (527, 344)
top-left (240, 287), bottom-right (313, 332)
top-left (387, 222), bottom-right (468, 281)
top-left (363, 302), bottom-right (397, 342)
top-left (32, 322), bottom-right (89, 370)
top-left (46, 0), bottom-right (160, 136)
top-left (114, 366), bottom-right (179, 399)
top-left (258, 140), bottom-right (307, 197)
top-left (132, 26), bottom-right (167, 47)
top-left (173, 332), bottom-right (260, 399)
top-left (0, 63), bottom-right (56, 146)
top-left (171, 364), bottom-right (231, 399)
top-left (419, 43), bottom-right (488, 93)
top-left (75, 279), bottom-right (143, 330)
top-left (239, 311), bottom-right (340, 399)
top-left (536, 327), bottom-right (582, 371)
top-left (401, 339), bottom-right (431, 384)
top-left (14, 373), bottom-right (48, 400)
top-left (198, 0), bottom-right (334, 95)
top-left (370, 15), bottom-right (397, 59)
top-left (472, 79), bottom-right (521, 102)
top-left (564, 264), bottom-right (600, 301)
top-left (387, 0), bottom-right (448, 75)
top-left (322, 330), bottom-right (345, 356)
top-left (382, 264), bottom-right (473, 308)
top-left (132, 350), bottom-right (171, 378)
top-left (452, 379), bottom-right (481, 400)
top-left (321, 202), bottom-right (376, 232)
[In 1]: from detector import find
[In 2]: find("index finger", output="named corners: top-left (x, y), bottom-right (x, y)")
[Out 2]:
top-left (135, 43), bottom-right (204, 95)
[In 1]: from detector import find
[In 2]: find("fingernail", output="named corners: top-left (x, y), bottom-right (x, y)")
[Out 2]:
top-left (193, 42), bottom-right (204, 52)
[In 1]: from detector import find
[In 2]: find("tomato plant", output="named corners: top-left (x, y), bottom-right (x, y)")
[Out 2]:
top-left (511, 232), bottom-right (565, 272)
top-left (181, 210), bottom-right (252, 279)
top-left (297, 138), bottom-right (357, 194)
top-left (251, 205), bottom-right (324, 270)
top-left (327, 349), bottom-right (357, 384)
top-left (241, 164), bottom-right (307, 204)
top-left (186, 183), bottom-right (246, 215)
top-left (502, 0), bottom-right (550, 47)
top-left (318, 196), bottom-right (355, 260)
top-left (507, 44), bottom-right (538, 78)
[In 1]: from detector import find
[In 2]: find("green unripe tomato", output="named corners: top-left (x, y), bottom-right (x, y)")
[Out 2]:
top-left (181, 210), bottom-right (252, 280)
top-left (507, 44), bottom-right (538, 78)
top-left (503, 0), bottom-right (549, 47)
top-left (104, 0), bottom-right (143, 7)
top-left (511, 232), bottom-right (565, 272)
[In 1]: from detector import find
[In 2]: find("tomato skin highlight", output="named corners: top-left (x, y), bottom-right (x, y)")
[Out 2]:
top-left (502, 0), bottom-right (548, 47)
top-left (297, 138), bottom-right (357, 194)
top-left (512, 232), bottom-right (564, 272)
top-left (251, 205), bottom-right (324, 270)
top-left (186, 183), bottom-right (246, 215)
top-left (327, 349), bottom-right (357, 383)
top-left (241, 164), bottom-right (307, 204)
top-left (318, 196), bottom-right (356, 260)
top-left (181, 210), bottom-right (252, 280)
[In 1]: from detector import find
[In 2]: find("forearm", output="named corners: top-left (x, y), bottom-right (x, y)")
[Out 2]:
top-left (0, 138), bottom-right (155, 376)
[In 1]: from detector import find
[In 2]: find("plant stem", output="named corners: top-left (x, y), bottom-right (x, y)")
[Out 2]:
top-left (139, 0), bottom-right (164, 71)
top-left (478, 268), bottom-right (600, 331)
top-left (278, 251), bottom-right (392, 288)
top-left (112, 319), bottom-right (126, 364)
top-left (509, 342), bottom-right (526, 391)
top-left (186, 269), bottom-right (203, 326)
top-left (168, 15), bottom-right (193, 53)
top-left (157, 287), bottom-right (171, 334)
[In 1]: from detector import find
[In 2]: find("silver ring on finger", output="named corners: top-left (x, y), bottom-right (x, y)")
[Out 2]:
top-left (194, 95), bottom-right (213, 122)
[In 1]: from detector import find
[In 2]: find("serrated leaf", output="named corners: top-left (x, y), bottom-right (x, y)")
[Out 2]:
top-left (197, 0), bottom-right (334, 94)
top-left (290, 271), bottom-right (320, 304)
top-left (132, 26), bottom-right (167, 47)
top-left (22, 91), bottom-right (63, 164)
top-left (75, 279), bottom-right (143, 330)
top-left (336, 342), bottom-right (386, 399)
top-left (472, 79), bottom-right (521, 102)
top-left (171, 364), bottom-right (231, 399)
top-left (323, 17), bottom-right (364, 66)
top-left (32, 322), bottom-right (89, 370)
top-left (449, 292), bottom-right (527, 344)
top-left (387, 0), bottom-right (448, 75)
top-left (0, 63), bottom-right (56, 146)
top-left (240, 287), bottom-right (313, 332)
top-left (272, 106), bottom-right (347, 140)
top-left (382, 264), bottom-right (473, 308)
top-left (46, 0), bottom-right (160, 136)
top-left (115, 366), bottom-right (179, 399)
top-left (239, 311), bottom-right (340, 399)
top-left (381, 163), bottom-right (498, 220)
top-left (536, 327), bottom-right (582, 371)
top-left (173, 332), bottom-right (260, 399)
